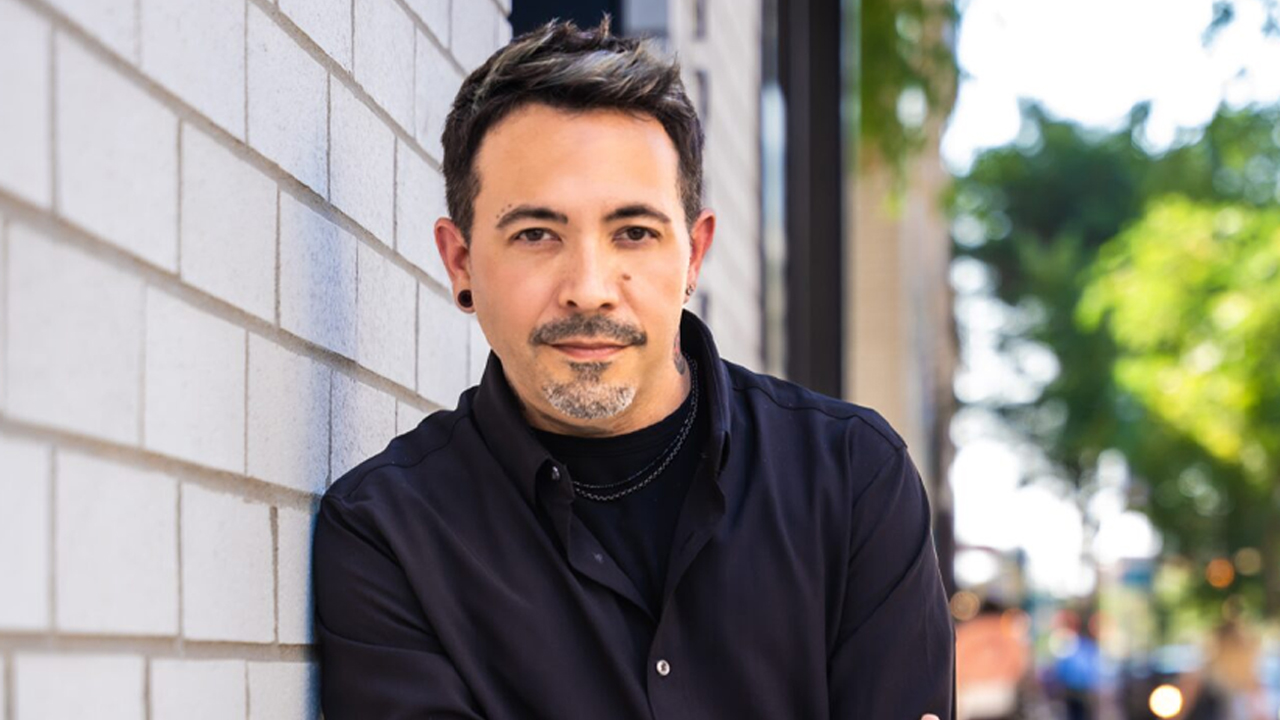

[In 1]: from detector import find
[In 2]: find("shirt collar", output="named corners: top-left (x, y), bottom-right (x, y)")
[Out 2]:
top-left (471, 309), bottom-right (734, 508)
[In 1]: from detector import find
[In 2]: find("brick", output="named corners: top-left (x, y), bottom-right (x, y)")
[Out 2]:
top-left (47, 0), bottom-right (137, 62)
top-left (56, 35), bottom-right (178, 270)
top-left (15, 654), bottom-right (145, 720)
top-left (0, 435), bottom-right (49, 631)
top-left (357, 243), bottom-right (416, 388)
top-left (397, 399), bottom-right (429, 435)
top-left (497, 13), bottom-right (512, 46)
top-left (55, 451), bottom-right (178, 636)
top-left (151, 660), bottom-right (246, 720)
top-left (469, 316), bottom-right (491, 386)
top-left (144, 289), bottom-right (246, 473)
top-left (248, 662), bottom-right (320, 720)
top-left (330, 77), bottom-right (395, 243)
top-left (405, 1), bottom-right (448, 45)
top-left (353, 0), bottom-right (415, 132)
top-left (181, 125), bottom-right (277, 321)
top-left (0, 0), bottom-right (51, 208)
top-left (331, 372), bottom-right (396, 479)
top-left (395, 141), bottom-right (449, 285)
top-left (277, 506), bottom-right (316, 644)
top-left (413, 33), bottom-right (463, 163)
top-left (247, 335), bottom-right (330, 494)
top-left (247, 4), bottom-right (329, 197)
top-left (279, 0), bottom-right (353, 71)
top-left (181, 484), bottom-right (274, 642)
top-left (279, 193), bottom-right (358, 357)
top-left (7, 223), bottom-right (144, 445)
top-left (418, 285), bottom-right (470, 407)
top-left (139, 0), bottom-right (245, 139)
top-left (450, 0), bottom-right (502, 72)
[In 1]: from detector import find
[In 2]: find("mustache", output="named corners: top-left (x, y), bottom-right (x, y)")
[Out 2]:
top-left (529, 315), bottom-right (648, 347)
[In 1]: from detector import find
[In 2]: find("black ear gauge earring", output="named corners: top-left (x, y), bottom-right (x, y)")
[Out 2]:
top-left (685, 284), bottom-right (695, 297)
top-left (457, 289), bottom-right (474, 309)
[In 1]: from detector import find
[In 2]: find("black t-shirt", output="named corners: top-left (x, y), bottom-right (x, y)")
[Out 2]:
top-left (533, 365), bottom-right (709, 617)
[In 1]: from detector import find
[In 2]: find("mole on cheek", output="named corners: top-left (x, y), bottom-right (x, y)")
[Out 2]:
top-left (622, 273), bottom-right (632, 281)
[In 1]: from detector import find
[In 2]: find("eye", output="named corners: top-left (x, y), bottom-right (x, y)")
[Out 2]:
top-left (513, 228), bottom-right (556, 244)
top-left (617, 226), bottom-right (658, 243)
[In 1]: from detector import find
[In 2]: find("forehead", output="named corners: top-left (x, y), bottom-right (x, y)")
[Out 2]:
top-left (473, 103), bottom-right (682, 220)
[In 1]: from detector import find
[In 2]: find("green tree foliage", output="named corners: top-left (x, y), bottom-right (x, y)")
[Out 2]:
top-left (1079, 198), bottom-right (1280, 614)
top-left (856, 0), bottom-right (957, 170)
top-left (949, 103), bottom-right (1280, 616)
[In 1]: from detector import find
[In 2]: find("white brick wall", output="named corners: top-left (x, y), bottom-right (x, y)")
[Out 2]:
top-left (330, 370), bottom-right (397, 478)
top-left (357, 242), bottom-right (417, 387)
top-left (247, 3), bottom-right (329, 197)
top-left (0, 0), bottom-right (52, 208)
top-left (330, 75), bottom-right (396, 243)
top-left (353, 0), bottom-right (416, 132)
top-left (151, 659), bottom-right (247, 720)
top-left (56, 34), bottom-right (178, 271)
top-left (144, 288), bottom-right (247, 473)
top-left (180, 125), bottom-right (278, 322)
top-left (0, 1), bottom-right (767, 715)
top-left (181, 484), bottom-right (274, 643)
top-left (248, 661), bottom-right (320, 720)
top-left (139, 0), bottom-right (246, 139)
top-left (0, 2), bottom-right (511, 711)
top-left (277, 506), bottom-right (318, 645)
top-left (247, 335), bottom-right (331, 494)
top-left (7, 222), bottom-right (144, 444)
top-left (15, 653), bottom-right (146, 719)
top-left (0, 436), bottom-right (50, 631)
top-left (56, 451), bottom-right (179, 636)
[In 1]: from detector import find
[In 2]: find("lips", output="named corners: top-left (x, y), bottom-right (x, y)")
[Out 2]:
top-left (550, 342), bottom-right (627, 361)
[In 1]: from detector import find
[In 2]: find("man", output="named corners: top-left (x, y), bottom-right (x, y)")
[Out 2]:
top-left (314, 18), bottom-right (954, 720)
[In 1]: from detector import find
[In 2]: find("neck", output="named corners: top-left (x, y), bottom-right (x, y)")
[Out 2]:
top-left (519, 364), bottom-right (692, 438)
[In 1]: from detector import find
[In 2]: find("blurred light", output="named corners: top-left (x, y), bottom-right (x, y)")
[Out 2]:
top-left (1148, 684), bottom-right (1183, 718)
top-left (956, 548), bottom-right (1001, 586)
top-left (897, 86), bottom-right (929, 129)
top-left (950, 591), bottom-right (981, 622)
top-left (1235, 547), bottom-right (1263, 576)
top-left (1206, 557), bottom-right (1236, 589)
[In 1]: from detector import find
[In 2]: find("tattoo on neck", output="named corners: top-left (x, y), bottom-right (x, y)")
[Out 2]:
top-left (674, 334), bottom-right (687, 375)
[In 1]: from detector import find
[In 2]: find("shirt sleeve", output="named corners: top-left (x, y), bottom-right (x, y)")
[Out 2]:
top-left (313, 491), bottom-right (487, 719)
top-left (827, 444), bottom-right (956, 719)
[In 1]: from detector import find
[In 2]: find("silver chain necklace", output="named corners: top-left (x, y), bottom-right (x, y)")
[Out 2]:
top-left (572, 356), bottom-right (699, 503)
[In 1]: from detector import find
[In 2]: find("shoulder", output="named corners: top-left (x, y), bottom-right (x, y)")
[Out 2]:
top-left (723, 360), bottom-right (907, 465)
top-left (323, 390), bottom-right (477, 508)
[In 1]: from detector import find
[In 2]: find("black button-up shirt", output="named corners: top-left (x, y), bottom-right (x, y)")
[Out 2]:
top-left (314, 310), bottom-right (955, 719)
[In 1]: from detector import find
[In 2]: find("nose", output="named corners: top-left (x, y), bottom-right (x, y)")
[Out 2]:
top-left (557, 240), bottom-right (620, 312)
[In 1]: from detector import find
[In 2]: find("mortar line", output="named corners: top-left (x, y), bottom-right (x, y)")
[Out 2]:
top-left (47, 447), bottom-right (57, 636)
top-left (274, 188), bottom-right (281, 327)
top-left (47, 20), bottom-right (57, 216)
top-left (271, 506), bottom-right (280, 644)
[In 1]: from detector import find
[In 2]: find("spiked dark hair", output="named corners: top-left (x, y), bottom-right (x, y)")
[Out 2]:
top-left (441, 16), bottom-right (704, 243)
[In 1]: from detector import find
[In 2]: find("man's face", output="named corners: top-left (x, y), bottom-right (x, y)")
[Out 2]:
top-left (437, 103), bottom-right (713, 435)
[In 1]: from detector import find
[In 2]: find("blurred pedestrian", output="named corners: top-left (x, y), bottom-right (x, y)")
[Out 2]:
top-left (1181, 620), bottom-right (1267, 720)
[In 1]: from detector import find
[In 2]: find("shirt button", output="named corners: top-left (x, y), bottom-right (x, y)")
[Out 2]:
top-left (550, 466), bottom-right (561, 481)
top-left (655, 659), bottom-right (671, 677)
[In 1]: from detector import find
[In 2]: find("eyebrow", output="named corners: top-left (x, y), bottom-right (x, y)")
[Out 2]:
top-left (494, 203), bottom-right (672, 229)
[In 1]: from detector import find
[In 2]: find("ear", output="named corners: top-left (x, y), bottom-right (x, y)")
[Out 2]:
top-left (435, 217), bottom-right (473, 312)
top-left (685, 208), bottom-right (715, 299)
